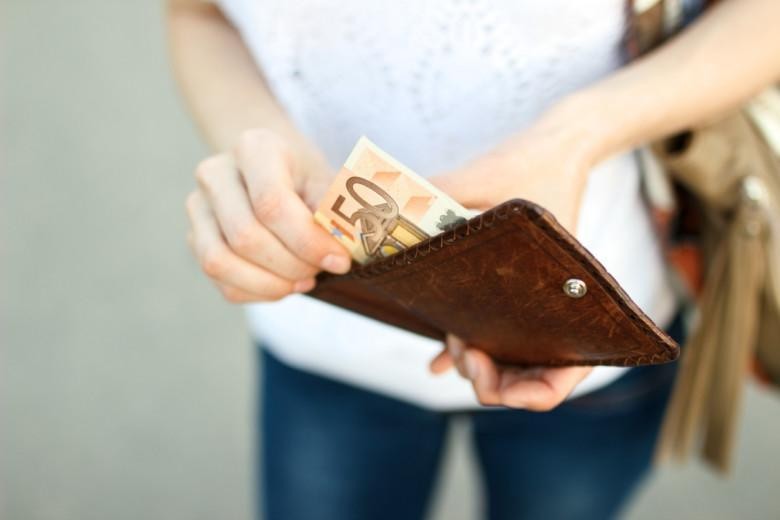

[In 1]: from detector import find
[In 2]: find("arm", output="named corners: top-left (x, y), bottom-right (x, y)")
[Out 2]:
top-left (565, 0), bottom-right (780, 167)
top-left (431, 0), bottom-right (780, 410)
top-left (168, 0), bottom-right (351, 304)
top-left (167, 0), bottom-right (325, 175)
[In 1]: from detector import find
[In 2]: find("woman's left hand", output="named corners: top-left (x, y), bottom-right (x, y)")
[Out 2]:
top-left (429, 339), bottom-right (593, 410)
top-left (427, 105), bottom-right (602, 410)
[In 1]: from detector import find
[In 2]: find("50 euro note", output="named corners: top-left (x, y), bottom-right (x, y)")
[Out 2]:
top-left (314, 137), bottom-right (476, 264)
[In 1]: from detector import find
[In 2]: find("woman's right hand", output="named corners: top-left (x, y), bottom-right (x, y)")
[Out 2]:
top-left (185, 128), bottom-right (352, 303)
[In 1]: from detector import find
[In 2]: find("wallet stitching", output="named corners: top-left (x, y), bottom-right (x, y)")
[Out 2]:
top-left (323, 203), bottom-right (511, 280)
top-left (348, 227), bottom-right (508, 287)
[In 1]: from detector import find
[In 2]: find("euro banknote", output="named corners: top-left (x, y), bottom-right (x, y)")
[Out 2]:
top-left (314, 137), bottom-right (475, 264)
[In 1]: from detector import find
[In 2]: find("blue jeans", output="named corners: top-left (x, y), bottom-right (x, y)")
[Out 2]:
top-left (258, 311), bottom-right (685, 520)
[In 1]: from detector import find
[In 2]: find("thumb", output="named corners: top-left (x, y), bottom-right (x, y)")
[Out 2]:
top-left (429, 349), bottom-right (455, 374)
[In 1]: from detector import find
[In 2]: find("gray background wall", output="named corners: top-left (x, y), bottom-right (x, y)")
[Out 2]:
top-left (2, 1), bottom-right (779, 519)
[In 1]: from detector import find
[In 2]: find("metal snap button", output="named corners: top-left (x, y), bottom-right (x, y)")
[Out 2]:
top-left (563, 278), bottom-right (587, 298)
top-left (742, 176), bottom-right (768, 208)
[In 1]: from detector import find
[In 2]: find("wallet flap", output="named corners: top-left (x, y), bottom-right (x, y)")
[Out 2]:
top-left (307, 199), bottom-right (679, 367)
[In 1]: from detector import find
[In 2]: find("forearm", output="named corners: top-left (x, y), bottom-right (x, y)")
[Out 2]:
top-left (166, 0), bottom-right (326, 174)
top-left (554, 0), bottom-right (780, 166)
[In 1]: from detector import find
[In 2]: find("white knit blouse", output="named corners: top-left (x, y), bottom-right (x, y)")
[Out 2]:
top-left (217, 0), bottom-right (678, 409)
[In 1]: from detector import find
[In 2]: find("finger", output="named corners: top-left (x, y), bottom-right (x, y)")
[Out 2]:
top-left (186, 190), bottom-right (315, 299)
top-left (463, 350), bottom-right (502, 406)
top-left (195, 154), bottom-right (317, 281)
top-left (233, 129), bottom-right (351, 274)
top-left (429, 350), bottom-right (454, 374)
top-left (498, 366), bottom-right (593, 411)
top-left (214, 282), bottom-right (271, 304)
top-left (446, 335), bottom-right (468, 378)
top-left (446, 334), bottom-right (465, 359)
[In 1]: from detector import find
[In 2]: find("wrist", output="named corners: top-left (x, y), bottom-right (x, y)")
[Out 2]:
top-left (540, 89), bottom-right (626, 173)
top-left (509, 91), bottom-right (627, 227)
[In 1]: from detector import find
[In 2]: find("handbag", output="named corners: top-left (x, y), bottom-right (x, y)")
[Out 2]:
top-left (629, 0), bottom-right (780, 472)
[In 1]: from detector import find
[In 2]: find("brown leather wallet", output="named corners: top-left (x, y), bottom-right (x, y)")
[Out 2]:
top-left (307, 199), bottom-right (680, 367)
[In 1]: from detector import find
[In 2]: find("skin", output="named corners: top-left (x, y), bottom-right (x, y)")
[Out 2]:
top-left (168, 0), bottom-right (780, 410)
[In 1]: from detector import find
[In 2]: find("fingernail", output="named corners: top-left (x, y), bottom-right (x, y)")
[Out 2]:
top-left (464, 352), bottom-right (479, 380)
top-left (448, 340), bottom-right (463, 360)
top-left (321, 254), bottom-right (351, 274)
top-left (293, 278), bottom-right (316, 293)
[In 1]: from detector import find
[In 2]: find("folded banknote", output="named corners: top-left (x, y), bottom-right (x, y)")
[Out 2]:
top-left (315, 137), bottom-right (475, 264)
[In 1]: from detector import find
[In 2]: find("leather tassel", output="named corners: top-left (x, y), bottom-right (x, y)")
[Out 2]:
top-left (656, 235), bottom-right (728, 464)
top-left (656, 198), bottom-right (768, 472)
top-left (701, 208), bottom-right (765, 470)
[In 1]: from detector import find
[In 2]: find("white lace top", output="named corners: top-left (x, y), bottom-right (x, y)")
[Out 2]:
top-left (217, 0), bottom-right (678, 408)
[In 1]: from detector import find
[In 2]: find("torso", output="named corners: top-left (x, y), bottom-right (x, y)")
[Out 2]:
top-left (219, 0), bottom-right (678, 408)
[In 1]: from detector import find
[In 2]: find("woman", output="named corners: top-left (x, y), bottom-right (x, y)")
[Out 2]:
top-left (168, 1), bottom-right (780, 518)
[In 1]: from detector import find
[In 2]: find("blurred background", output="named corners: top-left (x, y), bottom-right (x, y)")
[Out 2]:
top-left (2, 1), bottom-right (780, 519)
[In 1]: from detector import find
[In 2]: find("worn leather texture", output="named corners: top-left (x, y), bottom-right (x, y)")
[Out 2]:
top-left (307, 199), bottom-right (680, 367)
